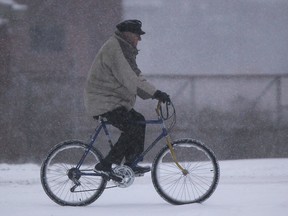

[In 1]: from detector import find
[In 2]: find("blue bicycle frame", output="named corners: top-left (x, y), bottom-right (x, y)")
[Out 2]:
top-left (76, 101), bottom-right (187, 179)
top-left (76, 117), bottom-right (168, 172)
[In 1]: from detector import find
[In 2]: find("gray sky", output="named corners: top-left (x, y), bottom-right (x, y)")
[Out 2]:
top-left (124, 0), bottom-right (288, 75)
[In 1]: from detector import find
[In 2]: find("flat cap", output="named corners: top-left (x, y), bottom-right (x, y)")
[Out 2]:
top-left (116, 19), bottom-right (145, 35)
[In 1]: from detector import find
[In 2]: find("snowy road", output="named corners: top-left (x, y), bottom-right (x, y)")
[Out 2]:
top-left (1, 159), bottom-right (288, 216)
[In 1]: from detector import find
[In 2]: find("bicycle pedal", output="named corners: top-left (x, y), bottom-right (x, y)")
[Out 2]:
top-left (109, 174), bottom-right (123, 182)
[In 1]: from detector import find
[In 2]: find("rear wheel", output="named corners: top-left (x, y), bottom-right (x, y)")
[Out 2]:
top-left (152, 139), bottom-right (219, 205)
top-left (40, 140), bottom-right (107, 206)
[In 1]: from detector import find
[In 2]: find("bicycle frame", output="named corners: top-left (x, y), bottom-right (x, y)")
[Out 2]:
top-left (77, 102), bottom-right (186, 176)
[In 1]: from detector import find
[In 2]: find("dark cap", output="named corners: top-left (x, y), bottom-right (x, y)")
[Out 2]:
top-left (116, 19), bottom-right (145, 35)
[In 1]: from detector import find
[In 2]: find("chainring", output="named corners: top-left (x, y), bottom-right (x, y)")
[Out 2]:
top-left (112, 165), bottom-right (135, 188)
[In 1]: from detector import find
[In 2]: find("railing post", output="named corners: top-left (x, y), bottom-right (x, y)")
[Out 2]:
top-left (275, 76), bottom-right (282, 149)
top-left (190, 77), bottom-right (196, 112)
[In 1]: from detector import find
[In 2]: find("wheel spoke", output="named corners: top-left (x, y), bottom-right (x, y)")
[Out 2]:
top-left (152, 139), bottom-right (219, 204)
top-left (41, 141), bottom-right (107, 206)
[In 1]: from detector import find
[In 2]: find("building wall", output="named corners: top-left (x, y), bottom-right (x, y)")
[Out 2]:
top-left (0, 0), bottom-right (122, 163)
top-left (11, 0), bottom-right (122, 77)
top-left (0, 23), bottom-right (9, 89)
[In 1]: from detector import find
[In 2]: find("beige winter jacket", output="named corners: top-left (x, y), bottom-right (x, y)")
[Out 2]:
top-left (84, 31), bottom-right (157, 117)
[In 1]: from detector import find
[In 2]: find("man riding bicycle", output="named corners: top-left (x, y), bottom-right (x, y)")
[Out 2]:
top-left (84, 20), bottom-right (170, 178)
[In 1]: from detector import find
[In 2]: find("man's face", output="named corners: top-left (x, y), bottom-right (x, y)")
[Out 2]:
top-left (130, 33), bottom-right (141, 47)
top-left (123, 32), bottom-right (141, 48)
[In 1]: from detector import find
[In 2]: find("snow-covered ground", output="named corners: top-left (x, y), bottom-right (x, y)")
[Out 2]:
top-left (1, 159), bottom-right (288, 216)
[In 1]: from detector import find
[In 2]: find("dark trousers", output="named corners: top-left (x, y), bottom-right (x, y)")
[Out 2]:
top-left (102, 107), bottom-right (146, 165)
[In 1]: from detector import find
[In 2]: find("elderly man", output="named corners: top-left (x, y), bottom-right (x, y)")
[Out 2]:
top-left (84, 20), bottom-right (170, 179)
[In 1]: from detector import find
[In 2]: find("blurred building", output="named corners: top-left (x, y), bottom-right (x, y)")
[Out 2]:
top-left (1, 0), bottom-right (287, 162)
top-left (0, 0), bottom-right (122, 162)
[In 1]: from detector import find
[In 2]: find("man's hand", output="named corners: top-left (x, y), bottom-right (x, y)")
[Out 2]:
top-left (153, 90), bottom-right (171, 103)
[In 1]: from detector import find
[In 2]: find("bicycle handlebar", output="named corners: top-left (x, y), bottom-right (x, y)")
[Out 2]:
top-left (155, 100), bottom-right (176, 122)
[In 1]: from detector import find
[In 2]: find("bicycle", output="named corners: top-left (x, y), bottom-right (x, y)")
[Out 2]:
top-left (40, 101), bottom-right (219, 206)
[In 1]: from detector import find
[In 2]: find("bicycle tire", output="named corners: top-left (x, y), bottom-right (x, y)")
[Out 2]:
top-left (40, 140), bottom-right (107, 206)
top-left (152, 138), bottom-right (219, 205)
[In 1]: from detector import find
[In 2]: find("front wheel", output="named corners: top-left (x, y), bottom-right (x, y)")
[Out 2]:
top-left (40, 140), bottom-right (107, 206)
top-left (152, 139), bottom-right (219, 205)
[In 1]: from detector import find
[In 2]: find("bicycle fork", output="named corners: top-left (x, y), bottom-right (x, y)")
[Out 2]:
top-left (165, 135), bottom-right (189, 175)
top-left (156, 102), bottom-right (188, 175)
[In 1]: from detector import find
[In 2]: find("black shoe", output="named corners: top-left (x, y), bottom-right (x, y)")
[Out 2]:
top-left (125, 164), bottom-right (151, 175)
top-left (94, 163), bottom-right (122, 182)
top-left (94, 162), bottom-right (112, 171)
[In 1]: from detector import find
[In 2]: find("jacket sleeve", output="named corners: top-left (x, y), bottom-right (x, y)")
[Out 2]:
top-left (109, 40), bottom-right (156, 99)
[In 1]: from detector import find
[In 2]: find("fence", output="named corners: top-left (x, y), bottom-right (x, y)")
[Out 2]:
top-left (141, 73), bottom-right (288, 160)
top-left (0, 72), bottom-right (287, 163)
top-left (146, 73), bottom-right (288, 127)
